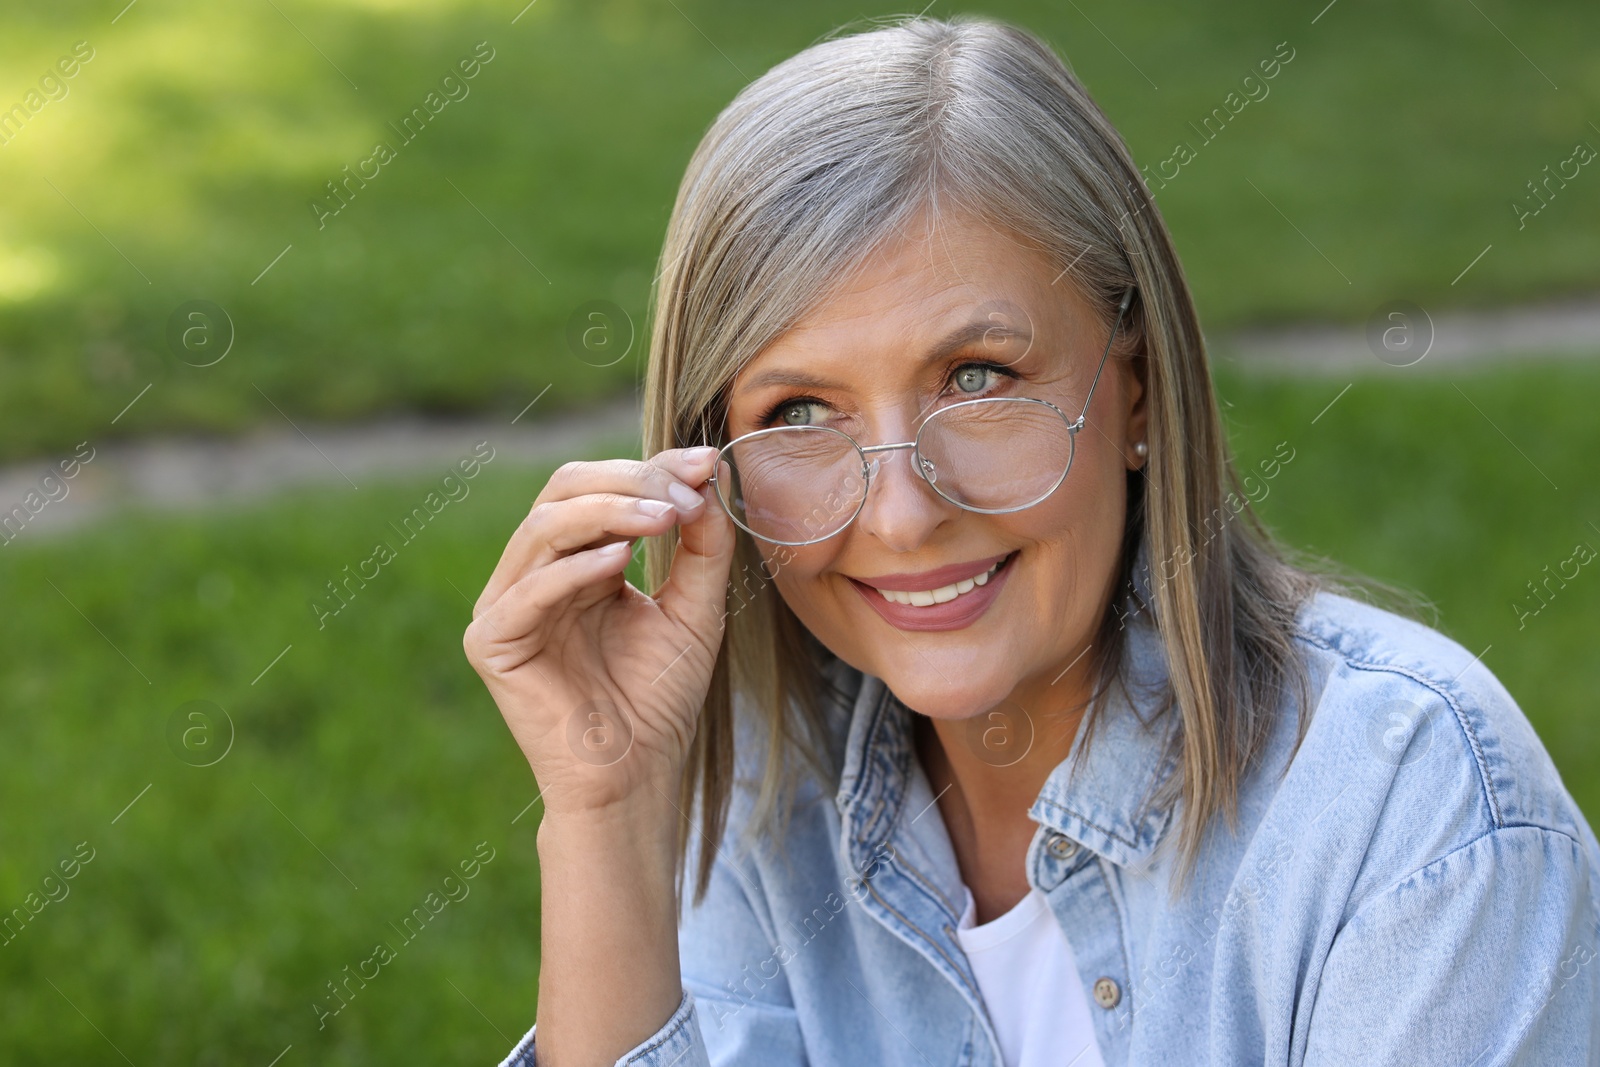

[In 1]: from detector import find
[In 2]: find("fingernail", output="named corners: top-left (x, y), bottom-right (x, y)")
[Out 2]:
top-left (668, 482), bottom-right (703, 512)
top-left (637, 498), bottom-right (674, 518)
top-left (686, 446), bottom-right (719, 463)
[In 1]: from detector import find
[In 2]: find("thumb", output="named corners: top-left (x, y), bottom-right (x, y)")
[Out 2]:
top-left (654, 470), bottom-right (736, 638)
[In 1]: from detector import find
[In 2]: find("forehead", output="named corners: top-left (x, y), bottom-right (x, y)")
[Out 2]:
top-left (730, 211), bottom-right (1088, 390)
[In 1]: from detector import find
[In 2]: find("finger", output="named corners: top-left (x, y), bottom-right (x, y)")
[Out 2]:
top-left (538, 449), bottom-right (720, 512)
top-left (653, 461), bottom-right (737, 640)
top-left (477, 448), bottom-right (718, 615)
top-left (646, 445), bottom-right (722, 491)
top-left (468, 541), bottom-right (633, 667)
top-left (477, 493), bottom-right (673, 613)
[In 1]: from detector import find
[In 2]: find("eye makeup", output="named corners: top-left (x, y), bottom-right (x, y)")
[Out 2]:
top-left (754, 359), bottom-right (1023, 429)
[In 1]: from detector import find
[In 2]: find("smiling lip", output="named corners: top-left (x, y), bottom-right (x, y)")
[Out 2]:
top-left (848, 551), bottom-right (1017, 633)
top-left (854, 552), bottom-right (1012, 591)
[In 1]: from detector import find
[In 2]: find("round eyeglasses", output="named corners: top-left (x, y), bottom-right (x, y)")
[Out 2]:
top-left (709, 285), bottom-right (1135, 547)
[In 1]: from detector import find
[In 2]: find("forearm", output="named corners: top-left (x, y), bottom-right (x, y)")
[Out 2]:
top-left (533, 794), bottom-right (685, 1067)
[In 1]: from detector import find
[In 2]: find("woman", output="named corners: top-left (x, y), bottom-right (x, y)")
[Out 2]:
top-left (466, 15), bottom-right (1599, 1067)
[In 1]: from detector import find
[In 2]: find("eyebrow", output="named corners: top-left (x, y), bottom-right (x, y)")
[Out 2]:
top-left (736, 319), bottom-right (1034, 395)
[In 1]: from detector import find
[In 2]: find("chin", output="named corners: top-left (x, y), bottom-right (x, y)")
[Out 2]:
top-left (870, 663), bottom-right (1020, 722)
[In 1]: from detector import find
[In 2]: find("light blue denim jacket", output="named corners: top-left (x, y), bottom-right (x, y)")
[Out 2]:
top-left (502, 546), bottom-right (1600, 1066)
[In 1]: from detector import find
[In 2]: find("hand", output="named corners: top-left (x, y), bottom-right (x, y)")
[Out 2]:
top-left (463, 446), bottom-right (735, 815)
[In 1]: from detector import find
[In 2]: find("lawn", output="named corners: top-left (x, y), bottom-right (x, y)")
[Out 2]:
top-left (1, 0), bottom-right (1596, 460)
top-left (0, 357), bottom-right (1595, 1062)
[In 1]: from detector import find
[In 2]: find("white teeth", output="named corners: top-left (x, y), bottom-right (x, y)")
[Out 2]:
top-left (873, 559), bottom-right (1005, 606)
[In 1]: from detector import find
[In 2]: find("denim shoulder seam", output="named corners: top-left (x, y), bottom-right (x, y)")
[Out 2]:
top-left (1340, 823), bottom-right (1584, 929)
top-left (1493, 820), bottom-right (1586, 847)
top-left (1290, 627), bottom-right (1502, 827)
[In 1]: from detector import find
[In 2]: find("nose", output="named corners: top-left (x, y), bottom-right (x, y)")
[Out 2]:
top-left (853, 442), bottom-right (957, 553)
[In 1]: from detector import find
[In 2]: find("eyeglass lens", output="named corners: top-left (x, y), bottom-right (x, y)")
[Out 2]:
top-left (717, 399), bottom-right (1074, 545)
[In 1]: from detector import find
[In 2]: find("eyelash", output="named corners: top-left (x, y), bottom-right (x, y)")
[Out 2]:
top-left (756, 361), bottom-right (1022, 428)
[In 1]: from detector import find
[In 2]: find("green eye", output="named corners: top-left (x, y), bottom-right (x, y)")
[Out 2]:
top-left (953, 364), bottom-right (996, 393)
top-left (778, 400), bottom-right (827, 425)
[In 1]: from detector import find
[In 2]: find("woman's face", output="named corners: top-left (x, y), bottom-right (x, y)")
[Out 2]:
top-left (724, 209), bottom-right (1147, 723)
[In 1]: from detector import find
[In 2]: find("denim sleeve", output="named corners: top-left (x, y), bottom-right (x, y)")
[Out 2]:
top-left (496, 850), bottom-right (806, 1066)
top-left (675, 845), bottom-right (809, 1064)
top-left (496, 989), bottom-right (711, 1067)
top-left (1303, 825), bottom-right (1599, 1066)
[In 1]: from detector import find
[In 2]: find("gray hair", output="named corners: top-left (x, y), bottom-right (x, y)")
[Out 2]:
top-left (644, 13), bottom-right (1414, 905)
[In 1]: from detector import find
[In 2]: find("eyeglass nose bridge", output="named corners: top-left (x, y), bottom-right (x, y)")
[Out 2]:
top-left (858, 439), bottom-right (941, 488)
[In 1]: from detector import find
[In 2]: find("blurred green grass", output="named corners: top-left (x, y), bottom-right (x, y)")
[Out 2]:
top-left (1, 0), bottom-right (1597, 461)
top-left (0, 358), bottom-right (1596, 1062)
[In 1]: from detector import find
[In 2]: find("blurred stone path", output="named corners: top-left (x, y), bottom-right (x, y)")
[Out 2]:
top-left (3, 295), bottom-right (1597, 546)
top-left (1211, 294), bottom-right (1600, 374)
top-left (0, 395), bottom-right (642, 545)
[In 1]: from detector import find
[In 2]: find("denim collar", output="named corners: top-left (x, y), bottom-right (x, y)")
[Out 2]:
top-left (834, 538), bottom-right (1181, 881)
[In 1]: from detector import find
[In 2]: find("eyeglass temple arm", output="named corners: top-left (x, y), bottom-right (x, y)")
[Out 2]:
top-left (1068, 285), bottom-right (1136, 432)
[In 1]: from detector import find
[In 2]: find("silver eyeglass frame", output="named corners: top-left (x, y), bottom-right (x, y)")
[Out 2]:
top-left (710, 285), bottom-right (1136, 547)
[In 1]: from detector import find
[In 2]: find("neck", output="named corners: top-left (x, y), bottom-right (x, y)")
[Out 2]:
top-left (911, 646), bottom-right (1096, 919)
top-left (918, 653), bottom-right (1094, 822)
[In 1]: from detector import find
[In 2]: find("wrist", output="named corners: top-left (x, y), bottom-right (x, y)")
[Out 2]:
top-left (536, 786), bottom-right (684, 868)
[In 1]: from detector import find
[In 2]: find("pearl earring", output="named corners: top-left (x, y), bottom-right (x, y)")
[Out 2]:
top-left (1133, 441), bottom-right (1148, 458)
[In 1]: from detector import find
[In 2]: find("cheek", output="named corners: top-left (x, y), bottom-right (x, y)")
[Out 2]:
top-left (1006, 469), bottom-right (1126, 608)
top-left (1008, 471), bottom-right (1115, 548)
top-left (756, 539), bottom-right (828, 583)
top-left (768, 552), bottom-right (877, 668)
top-left (758, 540), bottom-right (840, 612)
top-left (764, 536), bottom-right (887, 653)
top-left (1057, 439), bottom-right (1130, 530)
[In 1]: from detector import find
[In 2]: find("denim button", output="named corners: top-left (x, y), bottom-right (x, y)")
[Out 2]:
top-left (1093, 977), bottom-right (1121, 1009)
top-left (1046, 833), bottom-right (1078, 861)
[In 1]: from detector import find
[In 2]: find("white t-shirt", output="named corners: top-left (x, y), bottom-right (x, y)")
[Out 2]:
top-left (954, 884), bottom-right (1107, 1067)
